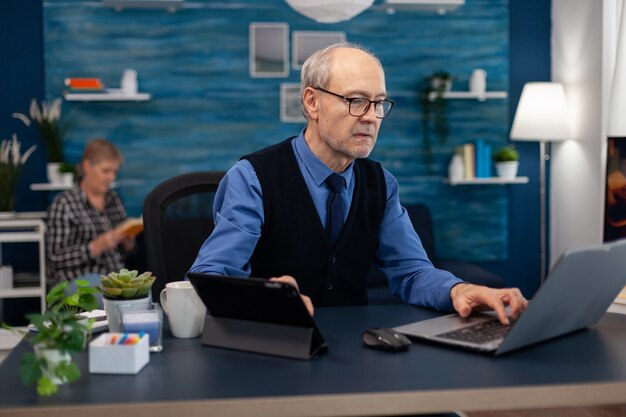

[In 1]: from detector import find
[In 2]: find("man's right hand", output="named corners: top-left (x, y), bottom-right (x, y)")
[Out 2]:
top-left (269, 275), bottom-right (315, 316)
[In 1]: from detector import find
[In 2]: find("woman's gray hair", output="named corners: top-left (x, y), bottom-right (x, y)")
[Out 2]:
top-left (299, 42), bottom-right (381, 120)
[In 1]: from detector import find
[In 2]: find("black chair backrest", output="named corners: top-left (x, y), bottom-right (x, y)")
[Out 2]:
top-left (143, 171), bottom-right (225, 299)
top-left (405, 204), bottom-right (437, 261)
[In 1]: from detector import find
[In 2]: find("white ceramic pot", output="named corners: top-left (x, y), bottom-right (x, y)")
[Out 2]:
top-left (46, 162), bottom-right (62, 185)
top-left (495, 161), bottom-right (519, 180)
top-left (103, 296), bottom-right (151, 333)
top-left (60, 173), bottom-right (74, 187)
top-left (34, 344), bottom-right (72, 385)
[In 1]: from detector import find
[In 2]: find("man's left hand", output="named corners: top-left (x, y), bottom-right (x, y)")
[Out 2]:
top-left (450, 283), bottom-right (528, 325)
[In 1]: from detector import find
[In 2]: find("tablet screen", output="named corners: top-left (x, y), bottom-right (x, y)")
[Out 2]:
top-left (187, 273), bottom-right (315, 328)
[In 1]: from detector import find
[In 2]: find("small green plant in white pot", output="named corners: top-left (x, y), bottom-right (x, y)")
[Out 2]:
top-left (6, 280), bottom-right (99, 396)
top-left (493, 144), bottom-right (519, 179)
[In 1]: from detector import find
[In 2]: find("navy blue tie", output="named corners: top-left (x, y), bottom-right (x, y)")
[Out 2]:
top-left (325, 173), bottom-right (346, 244)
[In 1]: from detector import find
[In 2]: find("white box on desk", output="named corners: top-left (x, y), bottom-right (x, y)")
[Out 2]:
top-left (89, 333), bottom-right (149, 374)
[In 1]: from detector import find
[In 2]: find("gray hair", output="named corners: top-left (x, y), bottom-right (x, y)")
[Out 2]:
top-left (299, 42), bottom-right (382, 120)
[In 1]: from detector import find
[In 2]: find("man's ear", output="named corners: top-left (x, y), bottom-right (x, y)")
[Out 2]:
top-left (302, 87), bottom-right (319, 121)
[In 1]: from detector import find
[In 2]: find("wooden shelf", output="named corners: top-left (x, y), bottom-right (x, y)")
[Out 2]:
top-left (446, 176), bottom-right (529, 186)
top-left (428, 91), bottom-right (507, 102)
top-left (63, 89), bottom-right (151, 102)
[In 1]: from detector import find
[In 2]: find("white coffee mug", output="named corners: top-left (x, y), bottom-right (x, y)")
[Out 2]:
top-left (160, 281), bottom-right (206, 338)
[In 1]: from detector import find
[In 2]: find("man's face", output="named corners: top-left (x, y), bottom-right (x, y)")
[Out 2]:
top-left (315, 49), bottom-right (387, 161)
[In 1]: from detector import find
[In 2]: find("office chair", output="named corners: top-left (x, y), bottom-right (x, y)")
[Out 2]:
top-left (143, 171), bottom-right (225, 299)
top-left (368, 203), bottom-right (505, 304)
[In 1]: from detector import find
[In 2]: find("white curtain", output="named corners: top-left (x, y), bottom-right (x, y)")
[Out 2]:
top-left (608, 0), bottom-right (626, 136)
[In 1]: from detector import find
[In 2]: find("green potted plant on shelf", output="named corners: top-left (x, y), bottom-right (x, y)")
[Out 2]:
top-left (10, 279), bottom-right (99, 396)
top-left (0, 134), bottom-right (37, 213)
top-left (12, 98), bottom-right (69, 185)
top-left (420, 71), bottom-right (455, 168)
top-left (97, 269), bottom-right (156, 332)
top-left (493, 144), bottom-right (519, 179)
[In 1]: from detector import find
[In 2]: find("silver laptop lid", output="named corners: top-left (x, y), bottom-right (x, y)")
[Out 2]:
top-left (496, 238), bottom-right (626, 354)
top-left (394, 239), bottom-right (626, 355)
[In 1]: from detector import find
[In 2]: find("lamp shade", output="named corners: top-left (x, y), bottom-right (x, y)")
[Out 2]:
top-left (285, 0), bottom-right (374, 23)
top-left (510, 82), bottom-right (572, 141)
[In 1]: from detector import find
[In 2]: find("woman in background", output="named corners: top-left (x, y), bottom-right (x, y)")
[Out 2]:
top-left (46, 138), bottom-right (134, 305)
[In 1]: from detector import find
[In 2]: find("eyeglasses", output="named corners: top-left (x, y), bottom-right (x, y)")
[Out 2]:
top-left (313, 87), bottom-right (395, 119)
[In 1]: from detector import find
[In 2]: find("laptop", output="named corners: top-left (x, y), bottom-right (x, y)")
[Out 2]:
top-left (394, 239), bottom-right (626, 355)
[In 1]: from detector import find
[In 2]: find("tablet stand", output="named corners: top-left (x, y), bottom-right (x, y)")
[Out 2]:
top-left (200, 315), bottom-right (323, 360)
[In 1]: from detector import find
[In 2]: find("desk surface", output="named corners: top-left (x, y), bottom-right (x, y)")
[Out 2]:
top-left (2, 305), bottom-right (626, 417)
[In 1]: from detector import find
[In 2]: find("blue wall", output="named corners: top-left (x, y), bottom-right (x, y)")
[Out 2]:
top-left (2, 0), bottom-right (551, 297)
top-left (43, 0), bottom-right (510, 260)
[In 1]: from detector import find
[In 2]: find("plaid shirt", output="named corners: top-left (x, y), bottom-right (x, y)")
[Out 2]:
top-left (46, 186), bottom-right (128, 285)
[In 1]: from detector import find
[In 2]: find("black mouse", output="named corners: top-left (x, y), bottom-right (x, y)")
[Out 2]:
top-left (362, 327), bottom-right (411, 352)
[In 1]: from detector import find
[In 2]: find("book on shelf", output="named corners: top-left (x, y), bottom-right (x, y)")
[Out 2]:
top-left (462, 143), bottom-right (475, 179)
top-left (64, 78), bottom-right (105, 92)
top-left (115, 217), bottom-right (144, 238)
top-left (459, 140), bottom-right (494, 181)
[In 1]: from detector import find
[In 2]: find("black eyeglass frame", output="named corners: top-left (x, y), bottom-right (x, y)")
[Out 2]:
top-left (313, 87), bottom-right (395, 119)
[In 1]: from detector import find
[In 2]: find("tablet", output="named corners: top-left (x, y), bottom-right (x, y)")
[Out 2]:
top-left (187, 273), bottom-right (315, 327)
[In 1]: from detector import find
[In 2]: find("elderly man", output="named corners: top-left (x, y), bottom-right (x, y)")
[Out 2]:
top-left (190, 43), bottom-right (527, 323)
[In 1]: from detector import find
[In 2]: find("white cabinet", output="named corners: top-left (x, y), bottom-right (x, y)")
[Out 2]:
top-left (0, 217), bottom-right (46, 312)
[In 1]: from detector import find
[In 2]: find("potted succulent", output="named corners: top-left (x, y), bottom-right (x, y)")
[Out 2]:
top-left (493, 144), bottom-right (520, 179)
top-left (12, 98), bottom-right (69, 184)
top-left (9, 279), bottom-right (99, 396)
top-left (420, 71), bottom-right (455, 168)
top-left (97, 269), bottom-right (156, 332)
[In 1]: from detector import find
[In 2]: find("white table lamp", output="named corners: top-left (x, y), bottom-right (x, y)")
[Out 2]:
top-left (510, 82), bottom-right (572, 283)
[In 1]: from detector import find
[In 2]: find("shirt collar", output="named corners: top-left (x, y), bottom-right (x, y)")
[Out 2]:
top-left (293, 129), bottom-right (353, 189)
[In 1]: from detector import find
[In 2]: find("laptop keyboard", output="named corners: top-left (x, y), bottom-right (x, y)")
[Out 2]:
top-left (437, 319), bottom-right (514, 344)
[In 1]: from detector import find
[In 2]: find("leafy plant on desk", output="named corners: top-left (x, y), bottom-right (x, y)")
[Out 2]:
top-left (7, 280), bottom-right (99, 396)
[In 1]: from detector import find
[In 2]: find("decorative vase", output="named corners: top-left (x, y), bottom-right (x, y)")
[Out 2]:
top-left (495, 161), bottom-right (519, 180)
top-left (104, 296), bottom-right (151, 333)
top-left (47, 162), bottom-right (62, 185)
top-left (33, 344), bottom-right (72, 385)
top-left (448, 155), bottom-right (464, 183)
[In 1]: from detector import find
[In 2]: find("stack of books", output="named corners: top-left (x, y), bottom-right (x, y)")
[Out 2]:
top-left (457, 140), bottom-right (493, 180)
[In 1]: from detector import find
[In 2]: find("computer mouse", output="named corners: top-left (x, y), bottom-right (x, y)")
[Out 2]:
top-left (362, 327), bottom-right (411, 352)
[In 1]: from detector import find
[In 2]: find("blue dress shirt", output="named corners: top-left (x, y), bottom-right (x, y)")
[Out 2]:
top-left (190, 132), bottom-right (462, 310)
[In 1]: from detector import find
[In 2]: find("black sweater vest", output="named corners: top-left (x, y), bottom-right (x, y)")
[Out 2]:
top-left (243, 139), bottom-right (387, 306)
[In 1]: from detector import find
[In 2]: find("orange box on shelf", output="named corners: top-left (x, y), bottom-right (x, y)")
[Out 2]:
top-left (64, 78), bottom-right (104, 90)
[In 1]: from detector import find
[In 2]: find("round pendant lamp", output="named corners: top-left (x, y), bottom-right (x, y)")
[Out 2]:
top-left (285, 0), bottom-right (375, 23)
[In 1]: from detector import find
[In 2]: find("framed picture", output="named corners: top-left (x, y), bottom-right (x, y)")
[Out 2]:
top-left (249, 23), bottom-right (289, 78)
top-left (604, 137), bottom-right (626, 242)
top-left (280, 83), bottom-right (305, 123)
top-left (292, 31), bottom-right (346, 70)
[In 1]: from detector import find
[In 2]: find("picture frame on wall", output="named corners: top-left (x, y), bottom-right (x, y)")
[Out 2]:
top-left (280, 83), bottom-right (305, 123)
top-left (604, 137), bottom-right (626, 242)
top-left (292, 31), bottom-right (346, 70)
top-left (249, 23), bottom-right (289, 78)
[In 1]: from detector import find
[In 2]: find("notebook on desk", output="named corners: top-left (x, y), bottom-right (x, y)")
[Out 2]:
top-left (394, 239), bottom-right (626, 355)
